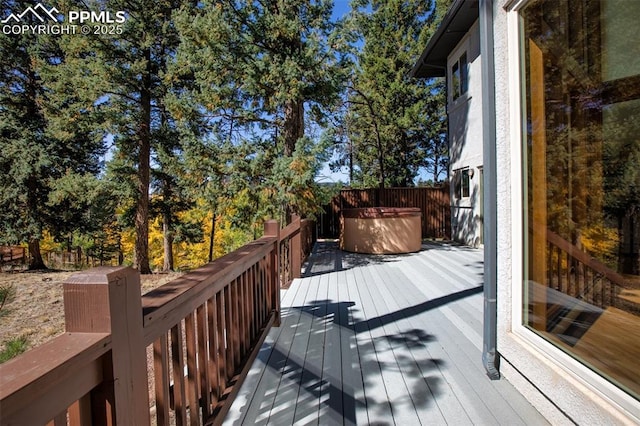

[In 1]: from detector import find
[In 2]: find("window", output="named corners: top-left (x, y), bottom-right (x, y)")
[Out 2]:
top-left (521, 0), bottom-right (640, 401)
top-left (451, 52), bottom-right (468, 101)
top-left (455, 168), bottom-right (470, 199)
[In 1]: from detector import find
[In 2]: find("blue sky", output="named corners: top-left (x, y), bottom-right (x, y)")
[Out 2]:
top-left (332, 0), bottom-right (352, 21)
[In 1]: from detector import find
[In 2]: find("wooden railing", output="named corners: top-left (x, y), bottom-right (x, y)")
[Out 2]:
top-left (0, 218), bottom-right (303, 425)
top-left (545, 229), bottom-right (626, 310)
top-left (277, 215), bottom-right (302, 289)
top-left (300, 218), bottom-right (316, 264)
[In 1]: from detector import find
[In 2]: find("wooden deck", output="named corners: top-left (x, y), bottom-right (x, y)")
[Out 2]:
top-left (224, 241), bottom-right (548, 425)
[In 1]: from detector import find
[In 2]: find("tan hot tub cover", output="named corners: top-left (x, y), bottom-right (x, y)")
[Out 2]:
top-left (340, 207), bottom-right (422, 254)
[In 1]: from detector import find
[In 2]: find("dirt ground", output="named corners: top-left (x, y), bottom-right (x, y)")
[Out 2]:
top-left (0, 268), bottom-right (183, 355)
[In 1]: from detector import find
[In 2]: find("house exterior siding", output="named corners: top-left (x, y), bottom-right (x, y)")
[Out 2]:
top-left (448, 20), bottom-right (484, 247)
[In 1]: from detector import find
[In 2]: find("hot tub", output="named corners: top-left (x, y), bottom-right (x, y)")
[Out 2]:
top-left (340, 207), bottom-right (422, 254)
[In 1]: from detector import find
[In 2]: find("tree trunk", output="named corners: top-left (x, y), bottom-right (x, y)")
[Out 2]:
top-left (134, 48), bottom-right (152, 275)
top-left (28, 238), bottom-right (46, 270)
top-left (208, 211), bottom-right (216, 262)
top-left (76, 246), bottom-right (82, 268)
top-left (161, 172), bottom-right (174, 272)
top-left (375, 124), bottom-right (385, 189)
top-left (283, 98), bottom-right (304, 221)
top-left (349, 140), bottom-right (354, 184)
top-left (162, 214), bottom-right (174, 272)
top-left (117, 236), bottom-right (124, 266)
top-left (361, 91), bottom-right (385, 189)
top-left (283, 99), bottom-right (304, 156)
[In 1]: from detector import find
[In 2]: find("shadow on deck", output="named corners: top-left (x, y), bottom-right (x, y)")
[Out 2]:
top-left (224, 241), bottom-right (547, 425)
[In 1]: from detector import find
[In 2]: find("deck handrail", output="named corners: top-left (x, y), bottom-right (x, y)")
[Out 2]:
top-left (545, 228), bottom-right (626, 309)
top-left (0, 333), bottom-right (111, 424)
top-left (141, 235), bottom-right (278, 345)
top-left (0, 217), bottom-right (302, 425)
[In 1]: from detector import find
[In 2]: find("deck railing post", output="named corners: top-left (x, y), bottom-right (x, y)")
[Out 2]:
top-left (264, 220), bottom-right (281, 326)
top-left (291, 214), bottom-right (302, 280)
top-left (63, 266), bottom-right (150, 425)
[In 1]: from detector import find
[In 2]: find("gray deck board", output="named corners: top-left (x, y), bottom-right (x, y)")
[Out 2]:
top-left (343, 268), bottom-right (370, 425)
top-left (362, 263), bottom-right (450, 425)
top-left (370, 262), bottom-right (470, 425)
top-left (355, 265), bottom-right (422, 425)
top-left (224, 241), bottom-right (549, 426)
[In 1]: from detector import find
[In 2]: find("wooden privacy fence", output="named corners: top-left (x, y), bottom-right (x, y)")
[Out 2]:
top-left (0, 217), bottom-right (304, 426)
top-left (43, 250), bottom-right (120, 270)
top-left (0, 245), bottom-right (26, 268)
top-left (318, 186), bottom-right (451, 239)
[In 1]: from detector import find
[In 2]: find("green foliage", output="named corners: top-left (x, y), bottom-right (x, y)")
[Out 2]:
top-left (0, 24), bottom-right (54, 252)
top-left (0, 4), bottom-right (106, 268)
top-left (172, 0), bottom-right (346, 216)
top-left (173, 0), bottom-right (344, 126)
top-left (47, 173), bottom-right (114, 241)
top-left (266, 137), bottom-right (330, 221)
top-left (0, 336), bottom-right (28, 364)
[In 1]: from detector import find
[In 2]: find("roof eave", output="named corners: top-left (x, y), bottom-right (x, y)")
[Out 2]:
top-left (410, 0), bottom-right (480, 79)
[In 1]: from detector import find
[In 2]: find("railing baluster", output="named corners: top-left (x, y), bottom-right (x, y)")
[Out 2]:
top-left (52, 410), bottom-right (67, 426)
top-left (242, 271), bottom-right (248, 356)
top-left (264, 255), bottom-right (272, 315)
top-left (185, 311), bottom-right (201, 425)
top-left (197, 304), bottom-right (212, 418)
top-left (557, 246), bottom-right (564, 294)
top-left (546, 243), bottom-right (552, 289)
top-left (171, 323), bottom-right (188, 426)
top-left (207, 296), bottom-right (220, 405)
top-left (256, 260), bottom-right (263, 326)
top-left (67, 397), bottom-right (90, 425)
top-left (232, 279), bottom-right (241, 370)
top-left (261, 257), bottom-right (268, 320)
top-left (259, 262), bottom-right (263, 323)
top-left (587, 264), bottom-right (591, 303)
top-left (566, 252), bottom-right (572, 297)
top-left (610, 278), bottom-right (616, 308)
top-left (154, 334), bottom-right (171, 425)
top-left (251, 263), bottom-right (258, 340)
top-left (224, 285), bottom-right (234, 381)
top-left (239, 272), bottom-right (247, 358)
top-left (215, 291), bottom-right (227, 395)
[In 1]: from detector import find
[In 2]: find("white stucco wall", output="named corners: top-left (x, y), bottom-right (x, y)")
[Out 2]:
top-left (492, 0), bottom-right (639, 423)
top-left (448, 20), bottom-right (484, 247)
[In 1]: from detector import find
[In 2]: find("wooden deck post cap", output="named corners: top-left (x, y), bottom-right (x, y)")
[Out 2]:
top-left (63, 266), bottom-right (140, 333)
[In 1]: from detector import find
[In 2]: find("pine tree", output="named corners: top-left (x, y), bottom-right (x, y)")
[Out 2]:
top-left (0, 2), bottom-right (105, 269)
top-left (340, 0), bottom-right (449, 188)
top-left (0, 26), bottom-right (51, 268)
top-left (64, 0), bottom-right (185, 273)
top-left (173, 0), bottom-right (346, 220)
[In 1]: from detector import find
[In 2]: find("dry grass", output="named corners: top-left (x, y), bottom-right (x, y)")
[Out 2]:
top-left (0, 269), bottom-right (183, 356)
